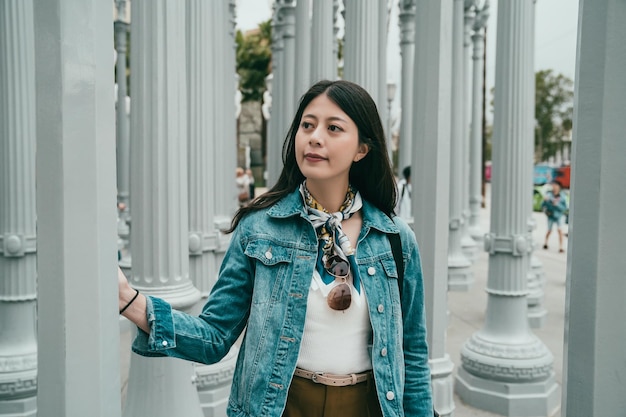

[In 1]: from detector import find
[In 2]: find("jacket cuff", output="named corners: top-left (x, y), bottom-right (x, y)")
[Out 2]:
top-left (131, 295), bottom-right (177, 356)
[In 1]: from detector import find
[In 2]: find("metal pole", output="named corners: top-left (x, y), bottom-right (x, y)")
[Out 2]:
top-left (398, 0), bottom-right (416, 176)
top-left (468, 1), bottom-right (489, 242)
top-left (33, 0), bottom-right (121, 414)
top-left (123, 2), bottom-right (202, 415)
top-left (411, 2), bottom-right (456, 414)
top-left (0, 1), bottom-right (38, 415)
top-left (455, 2), bottom-right (559, 414)
top-left (447, 0), bottom-right (473, 291)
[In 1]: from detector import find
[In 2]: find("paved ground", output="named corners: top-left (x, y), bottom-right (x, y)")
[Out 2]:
top-left (120, 186), bottom-right (569, 416)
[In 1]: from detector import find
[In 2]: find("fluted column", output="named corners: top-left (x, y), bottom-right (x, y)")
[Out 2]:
top-left (295, 0), bottom-right (311, 95)
top-left (115, 0), bottom-right (132, 274)
top-left (377, 0), bottom-right (389, 161)
top-left (280, 1), bottom-right (297, 125)
top-left (117, 96), bottom-right (133, 273)
top-left (411, 2), bottom-right (456, 415)
top-left (0, 1), bottom-right (37, 415)
top-left (211, 0), bottom-right (239, 216)
top-left (455, 2), bottom-right (559, 415)
top-left (332, 0), bottom-right (340, 71)
top-left (460, 1), bottom-right (478, 262)
top-left (266, 0), bottom-right (296, 189)
top-left (447, 0), bottom-right (473, 291)
top-left (398, 0), bottom-right (416, 175)
top-left (563, 1), bottom-right (626, 414)
top-left (33, 0), bottom-right (121, 414)
top-left (266, 2), bottom-right (287, 187)
top-left (225, 0), bottom-right (238, 210)
top-left (343, 0), bottom-right (384, 112)
top-left (527, 220), bottom-right (547, 328)
top-left (115, 0), bottom-right (130, 224)
top-left (186, 2), bottom-right (238, 414)
top-left (310, 0), bottom-right (335, 83)
top-left (526, 0), bottom-right (547, 329)
top-left (186, 0), bottom-right (229, 297)
top-left (468, 1), bottom-right (489, 243)
top-left (123, 2), bottom-right (202, 416)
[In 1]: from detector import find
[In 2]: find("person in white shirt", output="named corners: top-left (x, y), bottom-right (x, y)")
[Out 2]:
top-left (395, 166), bottom-right (411, 219)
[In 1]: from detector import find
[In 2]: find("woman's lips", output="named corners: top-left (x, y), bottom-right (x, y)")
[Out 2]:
top-left (305, 153), bottom-right (326, 162)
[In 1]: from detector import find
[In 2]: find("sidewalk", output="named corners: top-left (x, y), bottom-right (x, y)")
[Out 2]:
top-left (119, 187), bottom-right (569, 417)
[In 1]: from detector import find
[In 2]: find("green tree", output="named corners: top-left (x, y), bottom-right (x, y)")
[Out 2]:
top-left (236, 20), bottom-right (272, 102)
top-left (535, 69), bottom-right (574, 162)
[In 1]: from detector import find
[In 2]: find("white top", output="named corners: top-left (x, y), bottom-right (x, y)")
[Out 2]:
top-left (396, 178), bottom-right (412, 220)
top-left (296, 269), bottom-right (373, 374)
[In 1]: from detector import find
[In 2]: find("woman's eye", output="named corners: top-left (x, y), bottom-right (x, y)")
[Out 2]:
top-left (328, 125), bottom-right (342, 132)
top-left (301, 121), bottom-right (312, 129)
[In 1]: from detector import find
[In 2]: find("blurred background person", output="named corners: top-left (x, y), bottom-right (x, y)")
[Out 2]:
top-left (542, 181), bottom-right (568, 253)
top-left (395, 166), bottom-right (411, 220)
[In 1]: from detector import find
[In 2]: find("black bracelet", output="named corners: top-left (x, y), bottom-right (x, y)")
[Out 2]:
top-left (119, 289), bottom-right (140, 315)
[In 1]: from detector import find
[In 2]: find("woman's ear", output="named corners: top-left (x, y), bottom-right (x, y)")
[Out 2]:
top-left (354, 144), bottom-right (369, 162)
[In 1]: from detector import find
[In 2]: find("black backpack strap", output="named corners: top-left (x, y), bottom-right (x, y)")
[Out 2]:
top-left (387, 218), bottom-right (440, 417)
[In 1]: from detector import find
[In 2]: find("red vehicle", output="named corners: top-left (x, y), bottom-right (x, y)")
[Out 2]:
top-left (554, 165), bottom-right (571, 189)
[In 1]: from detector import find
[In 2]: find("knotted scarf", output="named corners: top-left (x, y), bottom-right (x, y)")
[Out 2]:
top-left (300, 182), bottom-right (363, 293)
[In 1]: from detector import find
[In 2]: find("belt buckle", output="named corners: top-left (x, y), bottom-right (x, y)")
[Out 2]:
top-left (311, 372), bottom-right (321, 383)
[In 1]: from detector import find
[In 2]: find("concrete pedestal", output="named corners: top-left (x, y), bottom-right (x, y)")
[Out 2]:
top-left (456, 367), bottom-right (559, 417)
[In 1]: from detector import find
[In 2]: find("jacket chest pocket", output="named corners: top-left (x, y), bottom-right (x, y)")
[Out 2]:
top-left (245, 239), bottom-right (295, 304)
top-left (378, 256), bottom-right (403, 319)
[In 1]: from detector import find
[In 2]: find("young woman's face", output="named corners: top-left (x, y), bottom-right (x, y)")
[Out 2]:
top-left (295, 93), bottom-right (368, 185)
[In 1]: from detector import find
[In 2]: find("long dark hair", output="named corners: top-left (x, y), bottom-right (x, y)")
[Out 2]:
top-left (227, 80), bottom-right (397, 233)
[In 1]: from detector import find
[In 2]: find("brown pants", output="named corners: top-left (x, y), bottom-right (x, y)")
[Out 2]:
top-left (282, 375), bottom-right (384, 417)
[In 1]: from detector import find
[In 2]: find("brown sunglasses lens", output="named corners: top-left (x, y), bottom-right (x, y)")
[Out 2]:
top-left (327, 282), bottom-right (352, 311)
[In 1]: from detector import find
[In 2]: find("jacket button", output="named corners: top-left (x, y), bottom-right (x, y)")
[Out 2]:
top-left (161, 340), bottom-right (168, 347)
top-left (377, 304), bottom-right (384, 313)
top-left (381, 347), bottom-right (387, 357)
top-left (386, 391), bottom-right (395, 401)
top-left (367, 266), bottom-right (376, 275)
top-left (265, 251), bottom-right (273, 259)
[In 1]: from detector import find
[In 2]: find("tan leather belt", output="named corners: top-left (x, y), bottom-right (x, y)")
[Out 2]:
top-left (293, 368), bottom-right (372, 386)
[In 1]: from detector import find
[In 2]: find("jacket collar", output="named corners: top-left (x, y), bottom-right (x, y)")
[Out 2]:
top-left (267, 187), bottom-right (399, 235)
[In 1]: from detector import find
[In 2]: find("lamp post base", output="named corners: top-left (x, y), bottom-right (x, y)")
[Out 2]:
top-left (455, 366), bottom-right (560, 417)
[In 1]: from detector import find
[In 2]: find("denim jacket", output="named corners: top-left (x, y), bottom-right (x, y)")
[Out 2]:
top-left (132, 188), bottom-right (433, 416)
top-left (541, 190), bottom-right (568, 219)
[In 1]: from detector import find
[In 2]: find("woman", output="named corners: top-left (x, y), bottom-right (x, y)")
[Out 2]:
top-left (119, 80), bottom-right (434, 416)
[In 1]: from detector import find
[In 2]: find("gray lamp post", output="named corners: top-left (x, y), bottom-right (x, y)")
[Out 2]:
top-left (114, 0), bottom-right (130, 225)
top-left (398, 0), bottom-right (416, 176)
top-left (295, 0), bottom-right (311, 96)
top-left (468, 0), bottom-right (489, 242)
top-left (262, 73), bottom-right (273, 122)
top-left (448, 0), bottom-right (473, 291)
top-left (411, 2), bottom-right (456, 414)
top-left (122, 2), bottom-right (203, 416)
top-left (460, 0), bottom-right (478, 262)
top-left (311, 0), bottom-right (335, 83)
top-left (455, 2), bottom-right (558, 414)
top-left (387, 81), bottom-right (397, 155)
top-left (115, 0), bottom-right (132, 275)
top-left (0, 1), bottom-right (38, 415)
top-left (33, 0), bottom-right (122, 413)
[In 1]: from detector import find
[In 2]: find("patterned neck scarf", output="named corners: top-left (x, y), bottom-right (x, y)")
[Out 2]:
top-left (300, 182), bottom-right (363, 292)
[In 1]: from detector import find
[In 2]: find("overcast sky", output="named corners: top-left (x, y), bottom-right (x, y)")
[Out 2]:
top-left (235, 0), bottom-right (579, 120)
